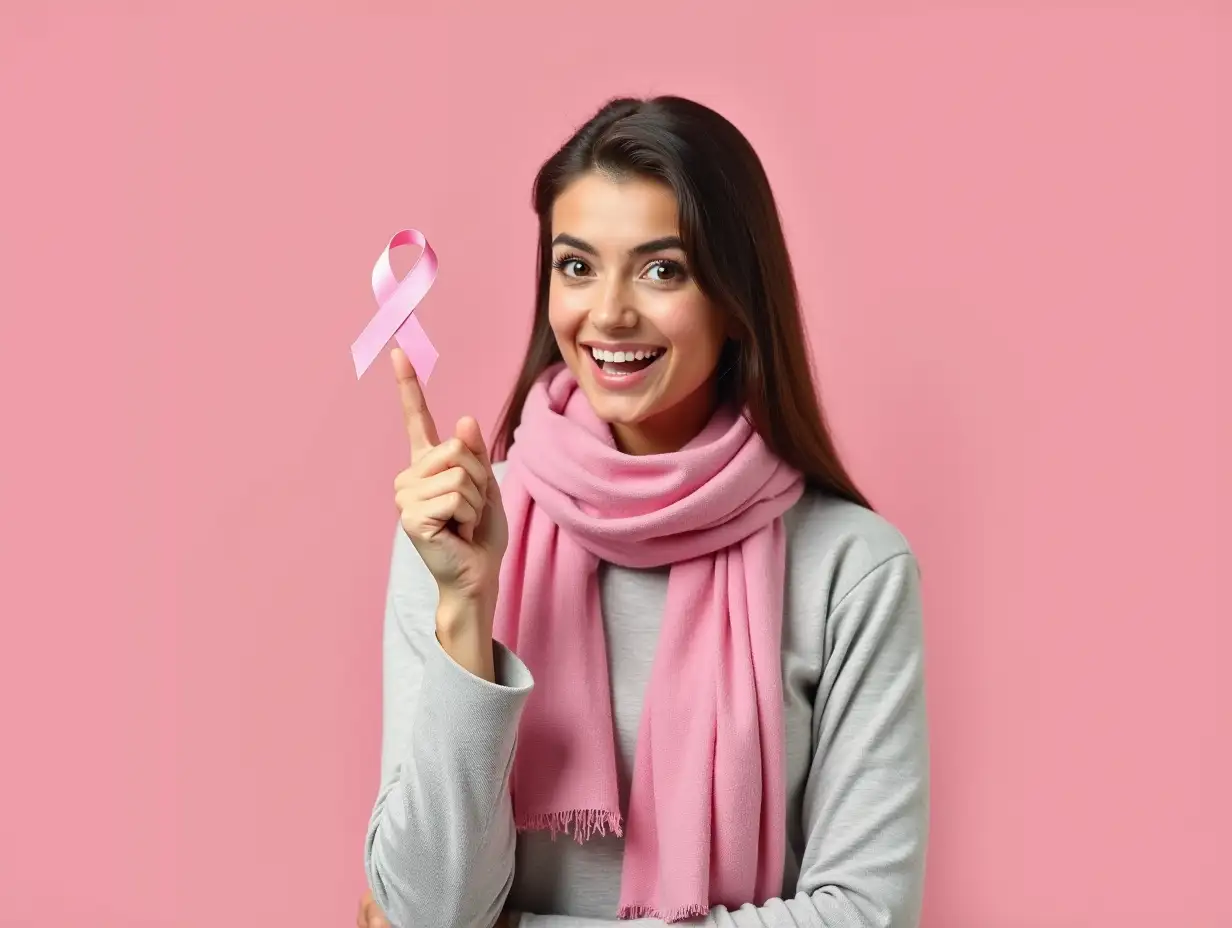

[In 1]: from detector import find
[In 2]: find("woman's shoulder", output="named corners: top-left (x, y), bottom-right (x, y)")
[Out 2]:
top-left (783, 488), bottom-right (917, 609)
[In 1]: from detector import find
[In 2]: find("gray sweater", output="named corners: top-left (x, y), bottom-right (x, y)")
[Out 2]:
top-left (365, 464), bottom-right (930, 927)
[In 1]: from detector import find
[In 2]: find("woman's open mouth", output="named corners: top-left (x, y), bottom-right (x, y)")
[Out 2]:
top-left (584, 344), bottom-right (666, 390)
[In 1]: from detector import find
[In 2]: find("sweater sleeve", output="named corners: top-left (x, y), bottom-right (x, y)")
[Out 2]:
top-left (365, 520), bottom-right (535, 928)
top-left (518, 552), bottom-right (930, 928)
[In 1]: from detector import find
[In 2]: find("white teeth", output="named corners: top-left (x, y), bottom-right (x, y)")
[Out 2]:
top-left (589, 347), bottom-right (663, 363)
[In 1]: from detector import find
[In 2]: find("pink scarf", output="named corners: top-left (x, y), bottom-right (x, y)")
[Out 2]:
top-left (494, 364), bottom-right (805, 922)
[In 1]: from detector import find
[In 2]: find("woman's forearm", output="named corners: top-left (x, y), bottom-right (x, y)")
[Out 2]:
top-left (436, 590), bottom-right (498, 682)
top-left (367, 527), bottom-right (533, 928)
top-left (366, 633), bottom-right (530, 926)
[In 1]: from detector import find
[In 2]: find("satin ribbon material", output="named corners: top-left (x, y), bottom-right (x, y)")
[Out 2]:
top-left (351, 228), bottom-right (439, 381)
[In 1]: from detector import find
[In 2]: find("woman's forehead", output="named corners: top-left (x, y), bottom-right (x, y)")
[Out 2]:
top-left (551, 173), bottom-right (680, 247)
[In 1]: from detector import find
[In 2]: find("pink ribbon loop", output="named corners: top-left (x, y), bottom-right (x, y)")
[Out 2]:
top-left (351, 228), bottom-right (439, 381)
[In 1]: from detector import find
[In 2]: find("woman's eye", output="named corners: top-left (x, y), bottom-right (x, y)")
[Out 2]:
top-left (558, 258), bottom-right (590, 277)
top-left (645, 260), bottom-right (684, 283)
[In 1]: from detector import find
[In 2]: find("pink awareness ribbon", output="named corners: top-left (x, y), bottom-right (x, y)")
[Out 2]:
top-left (351, 228), bottom-right (439, 381)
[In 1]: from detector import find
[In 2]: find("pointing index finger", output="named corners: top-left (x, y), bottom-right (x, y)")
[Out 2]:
top-left (391, 347), bottom-right (439, 459)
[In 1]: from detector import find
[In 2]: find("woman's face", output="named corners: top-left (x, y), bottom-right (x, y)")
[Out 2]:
top-left (548, 171), bottom-right (729, 455)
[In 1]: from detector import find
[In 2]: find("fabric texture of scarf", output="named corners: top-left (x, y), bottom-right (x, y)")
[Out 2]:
top-left (494, 363), bottom-right (805, 922)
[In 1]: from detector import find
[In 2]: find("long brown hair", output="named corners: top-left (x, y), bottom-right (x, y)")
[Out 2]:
top-left (492, 95), bottom-right (871, 509)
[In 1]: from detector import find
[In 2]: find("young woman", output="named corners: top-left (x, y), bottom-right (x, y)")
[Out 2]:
top-left (359, 96), bottom-right (929, 928)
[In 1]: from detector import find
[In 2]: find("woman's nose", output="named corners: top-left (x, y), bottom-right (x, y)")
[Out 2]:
top-left (589, 278), bottom-right (637, 330)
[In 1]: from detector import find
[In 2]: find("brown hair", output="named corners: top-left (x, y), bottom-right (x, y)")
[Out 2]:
top-left (492, 95), bottom-right (871, 509)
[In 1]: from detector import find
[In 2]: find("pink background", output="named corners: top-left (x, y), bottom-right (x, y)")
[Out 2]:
top-left (0, 4), bottom-right (1225, 927)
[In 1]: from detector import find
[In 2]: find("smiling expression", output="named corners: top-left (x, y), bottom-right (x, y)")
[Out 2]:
top-left (547, 171), bottom-right (729, 454)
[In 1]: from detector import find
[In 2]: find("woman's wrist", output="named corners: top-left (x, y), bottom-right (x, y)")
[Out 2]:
top-left (436, 591), bottom-right (497, 682)
top-left (436, 584), bottom-right (498, 625)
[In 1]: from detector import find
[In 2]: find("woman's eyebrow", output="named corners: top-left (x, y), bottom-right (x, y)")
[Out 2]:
top-left (551, 233), bottom-right (684, 256)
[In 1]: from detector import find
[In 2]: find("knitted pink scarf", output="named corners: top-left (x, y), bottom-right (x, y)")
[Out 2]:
top-left (494, 364), bottom-right (804, 922)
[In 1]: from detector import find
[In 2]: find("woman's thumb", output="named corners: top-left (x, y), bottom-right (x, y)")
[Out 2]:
top-left (455, 416), bottom-right (493, 471)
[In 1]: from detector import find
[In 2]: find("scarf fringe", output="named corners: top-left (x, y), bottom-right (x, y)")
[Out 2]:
top-left (618, 903), bottom-right (710, 923)
top-left (516, 809), bottom-right (624, 844)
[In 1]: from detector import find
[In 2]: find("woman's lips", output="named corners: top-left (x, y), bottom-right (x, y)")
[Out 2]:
top-left (585, 345), bottom-right (665, 391)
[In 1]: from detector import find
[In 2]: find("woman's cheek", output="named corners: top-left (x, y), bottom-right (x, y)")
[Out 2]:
top-left (547, 300), bottom-right (579, 348)
top-left (657, 294), bottom-right (711, 354)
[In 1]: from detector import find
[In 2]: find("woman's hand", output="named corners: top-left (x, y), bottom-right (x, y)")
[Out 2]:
top-left (391, 347), bottom-right (508, 679)
top-left (392, 347), bottom-right (508, 600)
top-left (356, 887), bottom-right (518, 927)
top-left (356, 887), bottom-right (390, 928)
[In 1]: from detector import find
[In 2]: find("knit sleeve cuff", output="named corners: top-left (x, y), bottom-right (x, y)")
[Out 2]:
top-left (414, 635), bottom-right (534, 762)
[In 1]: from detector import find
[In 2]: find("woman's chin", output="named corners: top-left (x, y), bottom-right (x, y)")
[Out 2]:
top-left (585, 394), bottom-right (654, 427)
